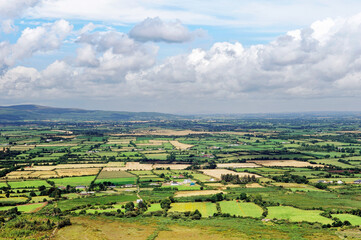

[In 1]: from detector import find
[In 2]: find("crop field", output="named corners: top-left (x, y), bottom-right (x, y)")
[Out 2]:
top-left (170, 140), bottom-right (194, 150)
top-left (191, 173), bottom-right (213, 182)
top-left (169, 202), bottom-right (217, 217)
top-left (249, 160), bottom-right (322, 168)
top-left (219, 201), bottom-right (263, 217)
top-left (201, 169), bottom-right (260, 180)
top-left (56, 168), bottom-right (101, 177)
top-left (267, 206), bottom-right (333, 224)
top-left (97, 170), bottom-right (135, 179)
top-left (217, 163), bottom-right (260, 168)
top-left (129, 170), bottom-right (154, 175)
top-left (174, 190), bottom-right (223, 198)
top-left (153, 164), bottom-right (190, 170)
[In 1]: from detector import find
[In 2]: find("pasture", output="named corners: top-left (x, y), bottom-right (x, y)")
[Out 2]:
top-left (169, 202), bottom-right (217, 217)
top-left (219, 201), bottom-right (263, 218)
top-left (267, 206), bottom-right (332, 224)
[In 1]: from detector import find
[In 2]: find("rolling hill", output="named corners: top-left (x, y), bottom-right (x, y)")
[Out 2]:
top-left (0, 105), bottom-right (179, 121)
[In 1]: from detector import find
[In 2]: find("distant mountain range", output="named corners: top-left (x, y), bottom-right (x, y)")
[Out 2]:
top-left (0, 105), bottom-right (180, 121)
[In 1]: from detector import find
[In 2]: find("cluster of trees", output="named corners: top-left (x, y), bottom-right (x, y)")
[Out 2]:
top-left (221, 174), bottom-right (258, 184)
top-left (272, 174), bottom-right (308, 184)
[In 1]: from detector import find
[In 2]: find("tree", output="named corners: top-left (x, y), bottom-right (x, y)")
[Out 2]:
top-left (160, 198), bottom-right (172, 210)
top-left (125, 202), bottom-right (135, 212)
top-left (191, 209), bottom-right (202, 220)
top-left (166, 153), bottom-right (176, 162)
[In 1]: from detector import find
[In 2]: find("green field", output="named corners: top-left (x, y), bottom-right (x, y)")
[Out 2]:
top-left (219, 201), bottom-right (263, 218)
top-left (57, 194), bottom-right (138, 211)
top-left (332, 214), bottom-right (361, 226)
top-left (145, 203), bottom-right (162, 213)
top-left (52, 176), bottom-right (96, 187)
top-left (94, 177), bottom-right (137, 185)
top-left (267, 206), bottom-right (332, 224)
top-left (0, 203), bottom-right (45, 213)
top-left (8, 180), bottom-right (50, 189)
top-left (169, 202), bottom-right (217, 217)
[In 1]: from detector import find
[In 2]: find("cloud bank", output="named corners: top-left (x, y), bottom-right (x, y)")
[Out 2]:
top-left (3, 11), bottom-right (361, 112)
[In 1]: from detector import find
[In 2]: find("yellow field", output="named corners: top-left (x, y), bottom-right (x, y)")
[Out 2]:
top-left (201, 169), bottom-right (260, 180)
top-left (249, 160), bottom-right (322, 167)
top-left (137, 140), bottom-right (168, 146)
top-left (174, 190), bottom-right (223, 198)
top-left (55, 168), bottom-right (101, 177)
top-left (153, 164), bottom-right (190, 170)
top-left (169, 140), bottom-right (194, 150)
top-left (3, 170), bottom-right (58, 179)
top-left (9, 145), bottom-right (35, 151)
top-left (217, 163), bottom-right (260, 168)
top-left (246, 183), bottom-right (264, 188)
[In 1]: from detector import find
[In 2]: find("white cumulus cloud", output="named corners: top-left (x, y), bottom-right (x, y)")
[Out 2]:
top-left (129, 17), bottom-right (204, 43)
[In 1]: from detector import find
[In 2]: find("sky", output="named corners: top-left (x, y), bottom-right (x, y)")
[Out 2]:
top-left (2, 1), bottom-right (361, 114)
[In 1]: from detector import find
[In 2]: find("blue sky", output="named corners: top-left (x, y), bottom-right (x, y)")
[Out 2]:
top-left (2, 0), bottom-right (361, 114)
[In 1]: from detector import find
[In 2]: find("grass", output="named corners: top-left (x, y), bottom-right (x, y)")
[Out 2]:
top-left (57, 194), bottom-right (138, 211)
top-left (219, 201), bottom-right (263, 218)
top-left (52, 176), bottom-right (96, 186)
top-left (267, 206), bottom-right (332, 224)
top-left (0, 203), bottom-right (45, 213)
top-left (94, 177), bottom-right (137, 185)
top-left (332, 214), bottom-right (361, 225)
top-left (146, 203), bottom-right (162, 213)
top-left (169, 202), bottom-right (217, 217)
top-left (8, 180), bottom-right (50, 189)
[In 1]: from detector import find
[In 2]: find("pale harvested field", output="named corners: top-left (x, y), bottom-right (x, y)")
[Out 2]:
top-left (201, 169), bottom-right (261, 180)
top-left (174, 190), bottom-right (223, 198)
top-left (54, 164), bottom-right (106, 169)
top-left (246, 183), bottom-right (264, 188)
top-left (102, 167), bottom-right (128, 171)
top-left (169, 140), bottom-right (194, 150)
top-left (56, 168), bottom-right (101, 177)
top-left (249, 160), bottom-right (323, 167)
top-left (3, 170), bottom-right (58, 179)
top-left (137, 140), bottom-right (168, 146)
top-left (124, 162), bottom-right (153, 170)
top-left (24, 166), bottom-right (56, 171)
top-left (25, 164), bottom-right (106, 171)
top-left (10, 145), bottom-right (35, 151)
top-left (153, 164), bottom-right (190, 170)
top-left (217, 163), bottom-right (260, 168)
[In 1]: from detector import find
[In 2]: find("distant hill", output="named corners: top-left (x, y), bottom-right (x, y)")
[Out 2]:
top-left (0, 105), bottom-right (179, 121)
